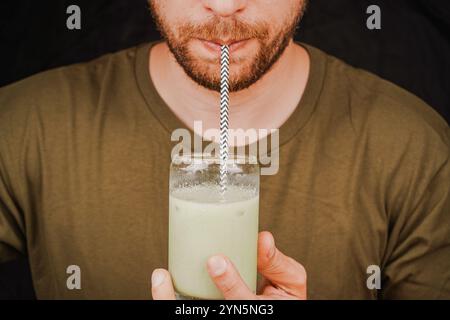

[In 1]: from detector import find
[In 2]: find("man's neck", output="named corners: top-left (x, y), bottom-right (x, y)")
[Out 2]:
top-left (149, 39), bottom-right (310, 144)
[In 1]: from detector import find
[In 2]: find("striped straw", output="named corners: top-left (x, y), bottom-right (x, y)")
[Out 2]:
top-left (219, 45), bottom-right (230, 195)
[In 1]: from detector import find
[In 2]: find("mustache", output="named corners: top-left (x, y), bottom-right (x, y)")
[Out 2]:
top-left (177, 17), bottom-right (270, 43)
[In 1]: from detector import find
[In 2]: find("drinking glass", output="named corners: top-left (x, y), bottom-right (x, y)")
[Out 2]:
top-left (169, 153), bottom-right (260, 300)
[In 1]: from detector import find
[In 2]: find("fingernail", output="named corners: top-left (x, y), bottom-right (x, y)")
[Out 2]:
top-left (152, 269), bottom-right (165, 287)
top-left (267, 236), bottom-right (276, 259)
top-left (208, 256), bottom-right (227, 277)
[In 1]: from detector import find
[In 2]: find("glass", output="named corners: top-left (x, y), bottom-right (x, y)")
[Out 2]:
top-left (169, 153), bottom-right (260, 300)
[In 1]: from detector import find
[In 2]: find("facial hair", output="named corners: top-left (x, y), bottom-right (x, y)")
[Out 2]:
top-left (150, 1), bottom-right (307, 92)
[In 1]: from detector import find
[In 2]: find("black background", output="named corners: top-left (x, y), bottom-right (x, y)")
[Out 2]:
top-left (0, 0), bottom-right (449, 299)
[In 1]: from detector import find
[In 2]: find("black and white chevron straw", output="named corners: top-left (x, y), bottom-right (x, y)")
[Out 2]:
top-left (219, 45), bottom-right (230, 195)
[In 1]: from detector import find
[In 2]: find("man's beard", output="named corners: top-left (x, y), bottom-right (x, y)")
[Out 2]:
top-left (150, 2), bottom-right (307, 92)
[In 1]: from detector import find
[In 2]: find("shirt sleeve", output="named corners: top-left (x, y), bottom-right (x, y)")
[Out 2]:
top-left (0, 145), bottom-right (26, 264)
top-left (380, 127), bottom-right (450, 299)
top-left (0, 86), bottom-right (27, 264)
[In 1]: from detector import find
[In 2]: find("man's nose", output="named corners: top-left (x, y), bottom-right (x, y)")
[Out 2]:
top-left (202, 0), bottom-right (248, 17)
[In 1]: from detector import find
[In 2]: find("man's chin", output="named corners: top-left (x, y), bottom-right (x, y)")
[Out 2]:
top-left (170, 44), bottom-right (263, 91)
top-left (185, 65), bottom-right (258, 92)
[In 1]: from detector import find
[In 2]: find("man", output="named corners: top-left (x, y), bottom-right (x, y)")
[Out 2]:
top-left (0, 0), bottom-right (449, 299)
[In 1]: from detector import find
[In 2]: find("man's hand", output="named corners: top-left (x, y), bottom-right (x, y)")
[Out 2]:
top-left (151, 231), bottom-right (307, 300)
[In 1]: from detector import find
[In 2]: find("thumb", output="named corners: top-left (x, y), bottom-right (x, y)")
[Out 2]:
top-left (151, 269), bottom-right (176, 300)
top-left (257, 232), bottom-right (307, 298)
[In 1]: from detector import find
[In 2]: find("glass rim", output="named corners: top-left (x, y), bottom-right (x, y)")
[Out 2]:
top-left (171, 153), bottom-right (259, 165)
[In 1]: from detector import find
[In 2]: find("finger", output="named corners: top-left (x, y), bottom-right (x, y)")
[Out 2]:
top-left (260, 285), bottom-right (298, 300)
top-left (257, 231), bottom-right (307, 298)
top-left (207, 255), bottom-right (256, 300)
top-left (151, 269), bottom-right (176, 300)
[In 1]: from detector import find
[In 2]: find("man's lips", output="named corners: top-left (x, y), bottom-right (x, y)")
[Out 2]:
top-left (198, 38), bottom-right (250, 53)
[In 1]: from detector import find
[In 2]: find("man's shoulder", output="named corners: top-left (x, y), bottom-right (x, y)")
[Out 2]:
top-left (352, 66), bottom-right (448, 146)
top-left (0, 45), bottom-right (141, 148)
top-left (303, 44), bottom-right (449, 176)
top-left (310, 45), bottom-right (449, 151)
top-left (0, 45), bottom-right (138, 116)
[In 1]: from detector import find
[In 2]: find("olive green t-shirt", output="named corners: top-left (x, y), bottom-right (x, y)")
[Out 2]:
top-left (0, 41), bottom-right (449, 299)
